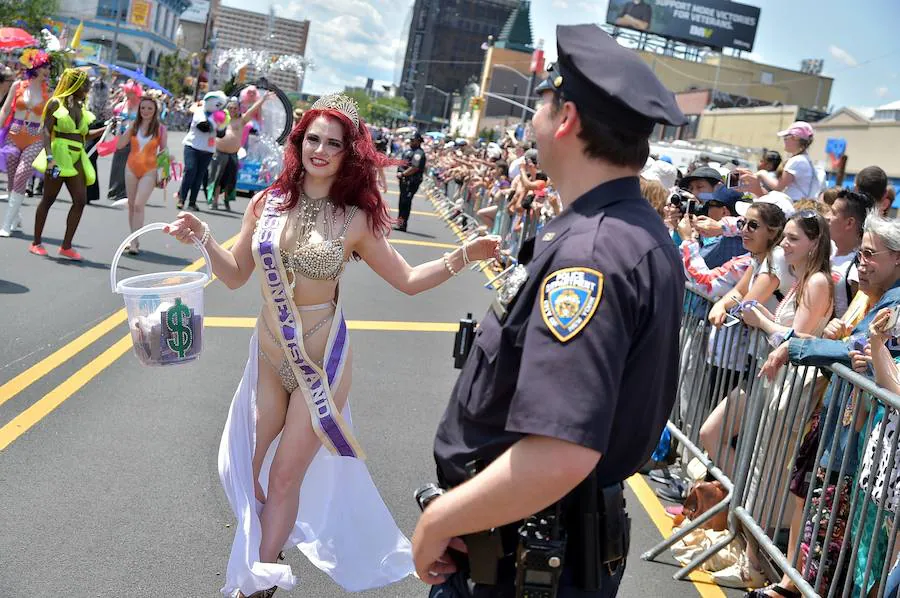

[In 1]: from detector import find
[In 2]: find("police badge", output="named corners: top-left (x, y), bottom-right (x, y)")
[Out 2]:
top-left (540, 267), bottom-right (603, 342)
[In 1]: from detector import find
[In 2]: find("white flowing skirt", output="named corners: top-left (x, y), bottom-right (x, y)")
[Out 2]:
top-left (217, 332), bottom-right (414, 596)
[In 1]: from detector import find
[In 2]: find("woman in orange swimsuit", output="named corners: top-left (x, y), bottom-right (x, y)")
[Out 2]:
top-left (116, 95), bottom-right (167, 254)
top-left (0, 49), bottom-right (51, 237)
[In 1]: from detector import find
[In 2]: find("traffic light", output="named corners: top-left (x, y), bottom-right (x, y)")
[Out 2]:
top-left (470, 96), bottom-right (484, 110)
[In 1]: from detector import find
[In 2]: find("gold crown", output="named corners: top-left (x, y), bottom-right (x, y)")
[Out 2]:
top-left (311, 93), bottom-right (360, 128)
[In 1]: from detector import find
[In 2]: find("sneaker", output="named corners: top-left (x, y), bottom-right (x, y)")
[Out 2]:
top-left (58, 247), bottom-right (83, 261)
top-left (29, 243), bottom-right (48, 256)
top-left (649, 466), bottom-right (685, 485)
top-left (188, 203), bottom-right (200, 212)
top-left (0, 228), bottom-right (9, 238)
top-left (654, 478), bottom-right (688, 503)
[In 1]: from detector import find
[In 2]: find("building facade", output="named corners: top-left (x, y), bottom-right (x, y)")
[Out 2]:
top-left (56, 0), bottom-right (191, 78)
top-left (212, 6), bottom-right (310, 93)
top-left (810, 104), bottom-right (900, 180)
top-left (400, 0), bottom-right (519, 126)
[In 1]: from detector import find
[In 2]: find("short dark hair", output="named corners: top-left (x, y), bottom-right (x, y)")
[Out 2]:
top-left (834, 188), bottom-right (874, 239)
top-left (856, 165), bottom-right (888, 202)
top-left (763, 150), bottom-right (782, 171)
top-left (551, 92), bottom-right (649, 169)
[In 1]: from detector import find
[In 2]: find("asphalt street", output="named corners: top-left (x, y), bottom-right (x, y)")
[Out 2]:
top-left (0, 133), bottom-right (735, 597)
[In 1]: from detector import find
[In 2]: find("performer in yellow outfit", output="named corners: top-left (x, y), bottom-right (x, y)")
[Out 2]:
top-left (30, 69), bottom-right (109, 261)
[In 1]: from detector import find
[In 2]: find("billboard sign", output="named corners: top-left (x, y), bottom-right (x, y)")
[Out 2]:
top-left (606, 0), bottom-right (760, 51)
top-left (129, 0), bottom-right (152, 29)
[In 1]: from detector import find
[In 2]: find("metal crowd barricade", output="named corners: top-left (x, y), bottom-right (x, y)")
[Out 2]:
top-left (424, 175), bottom-right (544, 278)
top-left (642, 284), bottom-right (772, 580)
top-left (644, 284), bottom-right (900, 598)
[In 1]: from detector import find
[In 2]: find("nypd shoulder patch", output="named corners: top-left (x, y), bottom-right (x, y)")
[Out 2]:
top-left (540, 267), bottom-right (603, 343)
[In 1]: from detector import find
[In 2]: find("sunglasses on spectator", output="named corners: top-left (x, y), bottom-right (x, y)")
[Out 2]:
top-left (736, 218), bottom-right (762, 232)
top-left (859, 248), bottom-right (893, 261)
top-left (797, 209), bottom-right (821, 236)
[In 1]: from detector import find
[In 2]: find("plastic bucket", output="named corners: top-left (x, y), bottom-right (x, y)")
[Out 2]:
top-left (110, 223), bottom-right (212, 367)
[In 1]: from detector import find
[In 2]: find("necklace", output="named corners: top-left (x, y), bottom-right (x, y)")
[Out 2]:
top-left (292, 192), bottom-right (327, 251)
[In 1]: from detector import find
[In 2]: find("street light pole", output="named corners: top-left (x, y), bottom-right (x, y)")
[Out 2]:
top-left (111, 0), bottom-right (124, 65)
top-left (426, 84), bottom-right (452, 130)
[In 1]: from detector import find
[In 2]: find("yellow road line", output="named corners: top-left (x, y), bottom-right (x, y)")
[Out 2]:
top-left (0, 335), bottom-right (133, 451)
top-left (204, 317), bottom-right (457, 332)
top-left (626, 474), bottom-right (728, 598)
top-left (389, 239), bottom-right (457, 249)
top-left (0, 316), bottom-right (457, 450)
top-left (388, 208), bottom-right (438, 218)
top-left (0, 235), bottom-right (238, 408)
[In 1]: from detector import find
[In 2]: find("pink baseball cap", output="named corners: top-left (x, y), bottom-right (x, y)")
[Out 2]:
top-left (777, 121), bottom-right (814, 140)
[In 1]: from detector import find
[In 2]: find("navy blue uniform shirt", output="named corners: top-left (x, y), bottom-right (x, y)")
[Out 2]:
top-left (434, 177), bottom-right (684, 488)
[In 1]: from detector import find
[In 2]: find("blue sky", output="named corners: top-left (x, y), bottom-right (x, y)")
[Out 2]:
top-left (225, 0), bottom-right (900, 109)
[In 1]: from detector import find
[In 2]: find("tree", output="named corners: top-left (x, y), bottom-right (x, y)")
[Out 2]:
top-left (343, 90), bottom-right (411, 126)
top-left (0, 0), bottom-right (60, 37)
top-left (368, 96), bottom-right (410, 126)
top-left (157, 53), bottom-right (192, 97)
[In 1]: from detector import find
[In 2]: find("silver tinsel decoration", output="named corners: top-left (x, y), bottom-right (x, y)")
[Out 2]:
top-left (217, 48), bottom-right (315, 81)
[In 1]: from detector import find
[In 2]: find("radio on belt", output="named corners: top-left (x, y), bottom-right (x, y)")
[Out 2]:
top-left (515, 506), bottom-right (566, 598)
top-left (453, 313), bottom-right (477, 369)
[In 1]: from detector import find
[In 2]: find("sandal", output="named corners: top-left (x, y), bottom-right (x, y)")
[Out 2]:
top-left (745, 584), bottom-right (801, 598)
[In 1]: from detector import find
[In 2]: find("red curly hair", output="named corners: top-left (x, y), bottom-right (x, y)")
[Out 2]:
top-left (269, 108), bottom-right (398, 235)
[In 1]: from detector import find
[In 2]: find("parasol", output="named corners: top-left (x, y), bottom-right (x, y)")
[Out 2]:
top-left (89, 61), bottom-right (172, 96)
top-left (0, 27), bottom-right (38, 50)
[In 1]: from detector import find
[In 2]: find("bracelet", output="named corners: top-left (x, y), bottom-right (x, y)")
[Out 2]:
top-left (442, 252), bottom-right (459, 277)
top-left (462, 243), bottom-right (470, 265)
top-left (198, 222), bottom-right (211, 247)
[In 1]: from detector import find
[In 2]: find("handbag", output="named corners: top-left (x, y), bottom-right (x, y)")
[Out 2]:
top-left (682, 480), bottom-right (728, 531)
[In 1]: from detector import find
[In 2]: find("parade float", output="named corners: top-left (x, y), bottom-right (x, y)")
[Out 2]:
top-left (215, 48), bottom-right (310, 196)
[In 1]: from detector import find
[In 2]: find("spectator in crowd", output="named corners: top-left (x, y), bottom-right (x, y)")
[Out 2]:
top-left (699, 202), bottom-right (793, 466)
top-left (673, 179), bottom-right (746, 269)
top-left (821, 186), bottom-right (841, 206)
top-left (763, 214), bottom-right (900, 597)
top-left (758, 149), bottom-right (782, 180)
top-left (640, 178), bottom-right (669, 219)
top-left (742, 121), bottom-right (821, 201)
top-left (849, 307), bottom-right (900, 598)
top-left (855, 165), bottom-right (890, 215)
top-left (828, 189), bottom-right (873, 319)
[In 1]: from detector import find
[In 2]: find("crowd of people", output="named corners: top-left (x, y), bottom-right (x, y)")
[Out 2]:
top-left (0, 46), bottom-right (282, 260)
top-left (3, 26), bottom-right (900, 598)
top-left (418, 114), bottom-right (900, 598)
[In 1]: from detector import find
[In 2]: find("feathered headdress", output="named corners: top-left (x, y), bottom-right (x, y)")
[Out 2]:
top-left (121, 80), bottom-right (143, 97)
top-left (20, 49), bottom-right (51, 70)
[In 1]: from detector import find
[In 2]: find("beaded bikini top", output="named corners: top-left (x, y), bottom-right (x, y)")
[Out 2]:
top-left (280, 197), bottom-right (358, 282)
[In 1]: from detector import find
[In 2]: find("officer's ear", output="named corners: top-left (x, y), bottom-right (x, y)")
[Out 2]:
top-left (553, 100), bottom-right (581, 142)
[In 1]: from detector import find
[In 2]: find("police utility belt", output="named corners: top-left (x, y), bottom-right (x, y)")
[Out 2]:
top-left (417, 464), bottom-right (629, 598)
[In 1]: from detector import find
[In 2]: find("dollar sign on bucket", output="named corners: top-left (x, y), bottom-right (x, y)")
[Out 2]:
top-left (166, 298), bottom-right (193, 358)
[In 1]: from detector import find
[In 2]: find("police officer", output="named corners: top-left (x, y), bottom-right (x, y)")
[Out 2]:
top-left (412, 24), bottom-right (687, 597)
top-left (396, 132), bottom-right (427, 231)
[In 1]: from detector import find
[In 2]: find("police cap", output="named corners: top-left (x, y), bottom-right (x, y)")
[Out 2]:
top-left (535, 24), bottom-right (687, 134)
